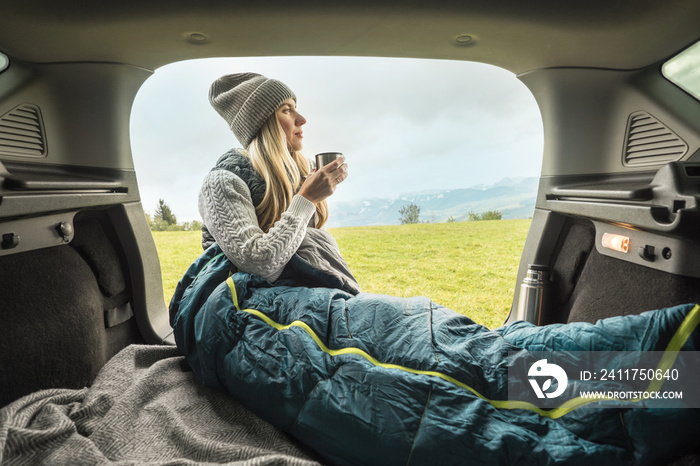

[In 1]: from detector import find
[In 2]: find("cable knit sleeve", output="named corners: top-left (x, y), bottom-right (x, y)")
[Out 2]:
top-left (199, 169), bottom-right (316, 282)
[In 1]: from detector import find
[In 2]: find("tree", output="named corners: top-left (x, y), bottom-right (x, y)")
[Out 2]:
top-left (468, 210), bottom-right (503, 221)
top-left (398, 203), bottom-right (421, 224)
top-left (154, 198), bottom-right (177, 226)
top-left (480, 210), bottom-right (503, 220)
top-left (181, 220), bottom-right (203, 232)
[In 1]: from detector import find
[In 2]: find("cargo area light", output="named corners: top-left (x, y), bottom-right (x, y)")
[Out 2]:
top-left (601, 232), bottom-right (630, 253)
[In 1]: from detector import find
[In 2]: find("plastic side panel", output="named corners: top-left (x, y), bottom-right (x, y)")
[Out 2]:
top-left (0, 59), bottom-right (152, 170)
top-left (536, 162), bottom-right (700, 237)
top-left (0, 164), bottom-right (140, 220)
top-left (108, 202), bottom-right (173, 344)
top-left (519, 67), bottom-right (700, 178)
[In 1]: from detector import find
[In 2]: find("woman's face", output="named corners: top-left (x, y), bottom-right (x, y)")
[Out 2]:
top-left (276, 98), bottom-right (306, 151)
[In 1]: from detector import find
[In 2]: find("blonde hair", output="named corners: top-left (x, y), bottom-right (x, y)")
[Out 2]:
top-left (247, 114), bottom-right (329, 232)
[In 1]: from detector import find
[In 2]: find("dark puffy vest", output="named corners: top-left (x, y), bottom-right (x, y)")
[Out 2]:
top-left (201, 149), bottom-right (266, 250)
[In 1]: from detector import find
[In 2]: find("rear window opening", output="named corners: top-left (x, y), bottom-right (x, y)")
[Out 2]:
top-left (662, 40), bottom-right (700, 101)
top-left (0, 51), bottom-right (8, 73)
top-left (130, 56), bottom-right (543, 328)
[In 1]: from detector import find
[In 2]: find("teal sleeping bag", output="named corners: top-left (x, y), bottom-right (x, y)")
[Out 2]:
top-left (170, 244), bottom-right (700, 465)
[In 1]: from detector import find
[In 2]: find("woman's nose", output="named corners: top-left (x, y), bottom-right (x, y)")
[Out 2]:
top-left (297, 114), bottom-right (306, 126)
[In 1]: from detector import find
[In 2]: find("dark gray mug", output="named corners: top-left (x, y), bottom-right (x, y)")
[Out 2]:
top-left (315, 152), bottom-right (343, 169)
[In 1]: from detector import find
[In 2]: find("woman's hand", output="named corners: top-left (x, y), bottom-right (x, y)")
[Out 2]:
top-left (298, 157), bottom-right (348, 204)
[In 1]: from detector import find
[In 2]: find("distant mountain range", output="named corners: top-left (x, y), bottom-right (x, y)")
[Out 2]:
top-left (326, 177), bottom-right (539, 228)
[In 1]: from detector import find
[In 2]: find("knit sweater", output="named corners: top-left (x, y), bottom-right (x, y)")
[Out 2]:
top-left (199, 150), bottom-right (317, 283)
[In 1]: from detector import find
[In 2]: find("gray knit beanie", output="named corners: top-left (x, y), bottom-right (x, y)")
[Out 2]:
top-left (209, 73), bottom-right (296, 148)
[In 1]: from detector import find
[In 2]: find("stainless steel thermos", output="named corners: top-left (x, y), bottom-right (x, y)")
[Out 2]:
top-left (515, 264), bottom-right (551, 325)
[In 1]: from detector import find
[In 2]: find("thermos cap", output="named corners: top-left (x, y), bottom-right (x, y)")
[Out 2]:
top-left (524, 264), bottom-right (550, 284)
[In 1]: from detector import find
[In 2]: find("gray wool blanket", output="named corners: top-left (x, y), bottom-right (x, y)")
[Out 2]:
top-left (0, 345), bottom-right (323, 465)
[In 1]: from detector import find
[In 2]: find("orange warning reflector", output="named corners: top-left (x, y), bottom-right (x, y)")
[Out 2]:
top-left (601, 232), bottom-right (630, 253)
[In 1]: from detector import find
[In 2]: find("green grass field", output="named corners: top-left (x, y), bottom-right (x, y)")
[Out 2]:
top-left (152, 219), bottom-right (531, 329)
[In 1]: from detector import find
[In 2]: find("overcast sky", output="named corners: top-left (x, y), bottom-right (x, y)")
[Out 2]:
top-left (130, 56), bottom-right (544, 223)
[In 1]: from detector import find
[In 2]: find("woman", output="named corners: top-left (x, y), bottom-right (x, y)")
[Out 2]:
top-left (200, 72), bottom-right (358, 290)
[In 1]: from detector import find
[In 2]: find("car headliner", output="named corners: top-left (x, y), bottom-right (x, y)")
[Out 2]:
top-left (1, 0), bottom-right (699, 74)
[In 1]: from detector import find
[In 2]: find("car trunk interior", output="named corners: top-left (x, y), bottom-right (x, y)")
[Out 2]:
top-left (1, 2), bottom-right (699, 432)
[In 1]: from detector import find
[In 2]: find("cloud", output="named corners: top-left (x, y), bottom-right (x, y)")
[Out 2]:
top-left (130, 56), bottom-right (543, 222)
